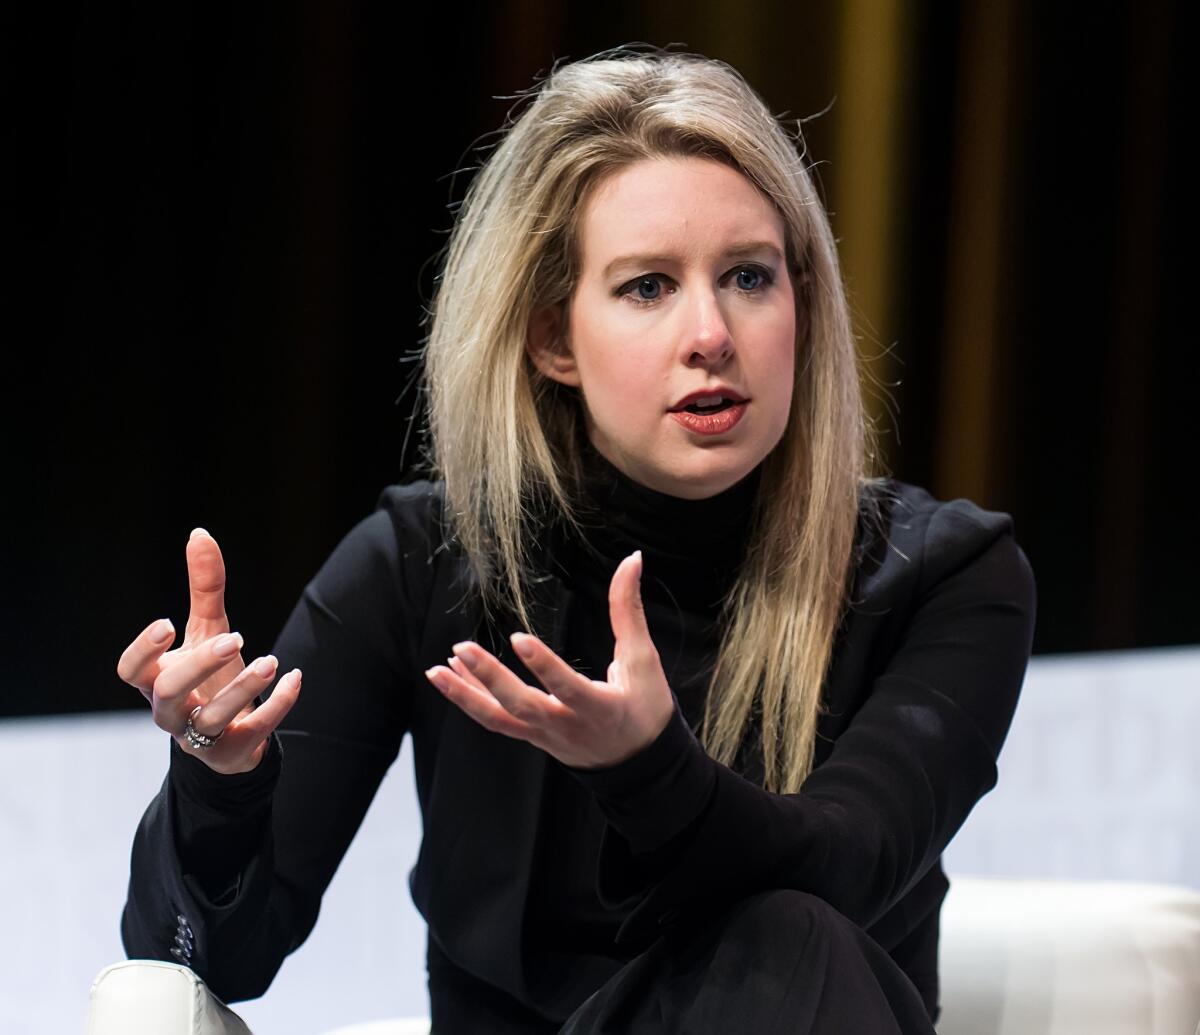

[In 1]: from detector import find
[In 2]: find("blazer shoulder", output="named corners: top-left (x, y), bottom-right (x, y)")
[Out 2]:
top-left (855, 477), bottom-right (1033, 603)
top-left (376, 477), bottom-right (446, 526)
top-left (368, 478), bottom-right (454, 555)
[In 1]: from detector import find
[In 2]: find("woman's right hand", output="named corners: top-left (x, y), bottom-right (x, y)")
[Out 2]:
top-left (116, 528), bottom-right (302, 774)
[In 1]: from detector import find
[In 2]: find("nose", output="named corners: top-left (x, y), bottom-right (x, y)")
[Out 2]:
top-left (681, 288), bottom-right (734, 368)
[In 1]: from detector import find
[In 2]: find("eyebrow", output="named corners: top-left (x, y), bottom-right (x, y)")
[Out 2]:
top-left (601, 241), bottom-right (786, 279)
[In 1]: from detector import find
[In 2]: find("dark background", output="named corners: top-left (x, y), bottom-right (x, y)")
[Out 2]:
top-left (7, 3), bottom-right (1191, 718)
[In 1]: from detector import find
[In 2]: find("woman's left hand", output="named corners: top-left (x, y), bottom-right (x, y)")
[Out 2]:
top-left (424, 550), bottom-right (675, 770)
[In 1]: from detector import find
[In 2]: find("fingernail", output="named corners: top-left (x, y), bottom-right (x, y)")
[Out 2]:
top-left (190, 527), bottom-right (210, 540)
top-left (426, 667), bottom-right (449, 691)
top-left (452, 642), bottom-right (479, 664)
top-left (213, 632), bottom-right (243, 657)
top-left (254, 655), bottom-right (278, 677)
top-left (150, 618), bottom-right (175, 645)
top-left (510, 633), bottom-right (535, 660)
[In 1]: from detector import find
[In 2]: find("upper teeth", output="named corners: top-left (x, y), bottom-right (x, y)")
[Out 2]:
top-left (693, 395), bottom-right (724, 407)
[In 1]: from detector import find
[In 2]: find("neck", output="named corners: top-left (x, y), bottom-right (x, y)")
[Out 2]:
top-left (567, 438), bottom-right (761, 609)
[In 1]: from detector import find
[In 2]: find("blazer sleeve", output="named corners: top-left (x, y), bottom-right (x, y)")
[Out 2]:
top-left (567, 500), bottom-right (1037, 946)
top-left (120, 483), bottom-right (441, 1002)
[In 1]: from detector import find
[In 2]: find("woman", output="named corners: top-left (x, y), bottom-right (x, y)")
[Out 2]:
top-left (118, 46), bottom-right (1036, 1033)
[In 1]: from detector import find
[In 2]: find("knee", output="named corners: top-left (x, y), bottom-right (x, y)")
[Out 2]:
top-left (724, 888), bottom-right (852, 945)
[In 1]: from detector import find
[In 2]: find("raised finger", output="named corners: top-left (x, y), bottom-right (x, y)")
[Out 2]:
top-left (116, 618), bottom-right (178, 693)
top-left (191, 654), bottom-right (282, 735)
top-left (608, 551), bottom-right (658, 681)
top-left (608, 551), bottom-right (650, 646)
top-left (508, 633), bottom-right (599, 708)
top-left (185, 529), bottom-right (229, 634)
top-left (425, 662), bottom-right (537, 740)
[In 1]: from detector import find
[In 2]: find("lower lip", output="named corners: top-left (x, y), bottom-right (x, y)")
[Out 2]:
top-left (668, 401), bottom-right (748, 435)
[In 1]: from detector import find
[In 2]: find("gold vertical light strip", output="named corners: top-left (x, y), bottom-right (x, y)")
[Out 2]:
top-left (832, 0), bottom-right (907, 462)
top-left (935, 4), bottom-right (1014, 504)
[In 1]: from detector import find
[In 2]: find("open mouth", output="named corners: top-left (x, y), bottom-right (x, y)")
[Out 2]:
top-left (672, 391), bottom-right (748, 414)
top-left (668, 397), bottom-right (748, 435)
top-left (682, 400), bottom-right (736, 415)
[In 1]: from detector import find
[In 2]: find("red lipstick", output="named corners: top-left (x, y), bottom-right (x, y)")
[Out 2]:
top-left (669, 402), bottom-right (748, 435)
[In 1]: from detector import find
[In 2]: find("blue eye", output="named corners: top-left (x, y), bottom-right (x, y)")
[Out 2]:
top-left (736, 268), bottom-right (764, 291)
top-left (633, 277), bottom-right (662, 302)
top-left (615, 275), bottom-right (670, 307)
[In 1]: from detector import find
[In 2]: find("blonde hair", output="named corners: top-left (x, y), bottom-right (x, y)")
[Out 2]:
top-left (420, 45), bottom-right (879, 793)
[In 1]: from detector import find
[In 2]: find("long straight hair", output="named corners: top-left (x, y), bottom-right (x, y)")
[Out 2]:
top-left (420, 47), bottom-right (879, 793)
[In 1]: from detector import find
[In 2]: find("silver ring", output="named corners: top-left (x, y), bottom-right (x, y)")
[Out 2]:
top-left (184, 705), bottom-right (223, 750)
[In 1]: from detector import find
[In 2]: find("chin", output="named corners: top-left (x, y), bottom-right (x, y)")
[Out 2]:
top-left (592, 429), bottom-right (757, 499)
top-left (662, 456), bottom-right (757, 500)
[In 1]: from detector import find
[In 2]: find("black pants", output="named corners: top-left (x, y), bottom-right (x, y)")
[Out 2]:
top-left (430, 890), bottom-right (938, 1034)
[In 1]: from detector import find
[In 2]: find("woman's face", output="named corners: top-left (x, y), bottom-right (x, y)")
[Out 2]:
top-left (529, 156), bottom-right (798, 500)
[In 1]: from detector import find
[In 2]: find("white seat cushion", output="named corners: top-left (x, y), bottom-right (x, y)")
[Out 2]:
top-left (937, 876), bottom-right (1200, 1034)
top-left (87, 960), bottom-right (432, 1035)
top-left (87, 960), bottom-right (253, 1035)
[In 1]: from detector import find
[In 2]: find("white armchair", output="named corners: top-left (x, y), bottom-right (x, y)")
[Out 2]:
top-left (87, 960), bottom-right (255, 1035)
top-left (86, 960), bottom-right (430, 1035)
top-left (88, 875), bottom-right (1200, 1035)
top-left (936, 876), bottom-right (1200, 1034)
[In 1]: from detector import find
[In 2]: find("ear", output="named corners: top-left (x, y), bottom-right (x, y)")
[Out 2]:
top-left (526, 304), bottom-right (581, 387)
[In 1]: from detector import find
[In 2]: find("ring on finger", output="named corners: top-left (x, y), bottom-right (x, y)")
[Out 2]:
top-left (184, 705), bottom-right (225, 750)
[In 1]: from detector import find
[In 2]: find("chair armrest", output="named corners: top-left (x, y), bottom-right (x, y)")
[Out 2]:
top-left (87, 960), bottom-right (254, 1035)
top-left (937, 876), bottom-right (1200, 1035)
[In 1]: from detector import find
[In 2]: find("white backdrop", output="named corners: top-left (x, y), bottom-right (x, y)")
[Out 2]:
top-left (2, 647), bottom-right (1197, 1033)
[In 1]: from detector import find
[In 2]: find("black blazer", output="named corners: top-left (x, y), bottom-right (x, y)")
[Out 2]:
top-left (122, 477), bottom-right (1036, 1020)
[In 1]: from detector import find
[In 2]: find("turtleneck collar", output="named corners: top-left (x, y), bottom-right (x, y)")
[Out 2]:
top-left (563, 437), bottom-right (761, 611)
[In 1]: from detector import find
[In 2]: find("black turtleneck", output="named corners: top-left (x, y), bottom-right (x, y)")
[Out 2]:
top-left (558, 439), bottom-right (760, 724)
top-left (522, 439), bottom-right (763, 1002)
top-left (570, 438), bottom-right (760, 603)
